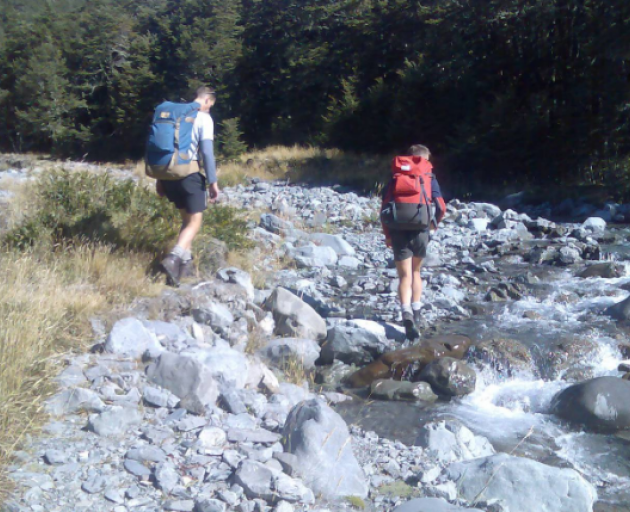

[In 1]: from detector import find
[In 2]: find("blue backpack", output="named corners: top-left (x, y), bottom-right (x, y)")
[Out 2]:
top-left (145, 101), bottom-right (201, 180)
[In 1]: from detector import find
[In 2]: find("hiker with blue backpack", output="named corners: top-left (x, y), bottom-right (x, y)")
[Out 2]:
top-left (380, 144), bottom-right (446, 340)
top-left (145, 86), bottom-right (219, 285)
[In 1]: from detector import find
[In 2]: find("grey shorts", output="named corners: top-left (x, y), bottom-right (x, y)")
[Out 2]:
top-left (161, 172), bottom-right (207, 214)
top-left (391, 230), bottom-right (430, 261)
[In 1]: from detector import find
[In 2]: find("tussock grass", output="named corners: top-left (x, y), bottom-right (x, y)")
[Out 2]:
top-left (217, 145), bottom-right (389, 193)
top-left (0, 246), bottom-right (161, 498)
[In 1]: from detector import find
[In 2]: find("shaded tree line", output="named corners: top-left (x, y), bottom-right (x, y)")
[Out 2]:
top-left (0, 0), bottom-right (629, 191)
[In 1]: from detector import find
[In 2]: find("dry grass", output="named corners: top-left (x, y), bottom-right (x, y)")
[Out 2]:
top-left (0, 246), bottom-right (162, 498)
top-left (280, 355), bottom-right (314, 387)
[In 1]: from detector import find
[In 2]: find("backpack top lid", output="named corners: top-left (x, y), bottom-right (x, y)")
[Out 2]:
top-left (152, 101), bottom-right (201, 123)
top-left (392, 155), bottom-right (432, 175)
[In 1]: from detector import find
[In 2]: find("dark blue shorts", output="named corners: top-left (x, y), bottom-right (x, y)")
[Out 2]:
top-left (161, 172), bottom-right (207, 214)
top-left (391, 230), bottom-right (429, 261)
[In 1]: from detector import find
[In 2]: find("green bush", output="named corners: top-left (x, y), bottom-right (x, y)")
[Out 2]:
top-left (4, 170), bottom-right (252, 254)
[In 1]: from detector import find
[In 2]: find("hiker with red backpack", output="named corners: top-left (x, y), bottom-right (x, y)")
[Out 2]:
top-left (380, 144), bottom-right (446, 340)
top-left (145, 86), bottom-right (220, 285)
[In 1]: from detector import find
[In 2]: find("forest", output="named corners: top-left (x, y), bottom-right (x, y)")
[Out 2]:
top-left (0, 0), bottom-right (628, 193)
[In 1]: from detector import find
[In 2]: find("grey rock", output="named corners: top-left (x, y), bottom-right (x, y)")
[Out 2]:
top-left (183, 346), bottom-right (250, 391)
top-left (418, 357), bottom-right (476, 396)
top-left (198, 427), bottom-right (227, 449)
top-left (126, 446), bottom-right (167, 464)
top-left (337, 256), bottom-right (361, 269)
top-left (81, 475), bottom-right (107, 494)
top-left (468, 218), bottom-right (489, 232)
top-left (259, 338), bottom-right (321, 370)
top-left (192, 300), bottom-right (234, 331)
top-left (444, 453), bottom-right (597, 512)
top-left (176, 416), bottom-right (207, 432)
top-left (320, 320), bottom-right (392, 365)
top-left (227, 428), bottom-right (281, 444)
top-left (416, 420), bottom-right (495, 463)
top-left (155, 462), bottom-right (181, 493)
top-left (88, 405), bottom-right (142, 437)
top-left (104, 489), bottom-right (125, 504)
top-left (124, 459), bottom-right (152, 478)
top-left (370, 380), bottom-right (437, 402)
top-left (105, 317), bottom-right (163, 359)
top-left (164, 500), bottom-right (195, 512)
top-left (582, 217), bottom-right (606, 233)
top-left (264, 288), bottom-right (327, 341)
top-left (309, 233), bottom-right (355, 256)
top-left (233, 460), bottom-right (314, 504)
top-left (551, 376), bottom-right (630, 431)
top-left (45, 388), bottom-right (105, 416)
top-left (146, 352), bottom-right (219, 411)
top-left (577, 262), bottom-right (624, 279)
top-left (43, 450), bottom-right (67, 465)
top-left (260, 214), bottom-right (294, 235)
top-left (393, 498), bottom-right (484, 512)
top-left (217, 267), bottom-right (256, 300)
top-left (292, 245), bottom-right (338, 268)
top-left (143, 385), bottom-right (180, 408)
top-left (194, 499), bottom-right (226, 512)
top-left (605, 295), bottom-right (630, 321)
top-left (54, 365), bottom-right (87, 388)
top-left (282, 399), bottom-right (368, 499)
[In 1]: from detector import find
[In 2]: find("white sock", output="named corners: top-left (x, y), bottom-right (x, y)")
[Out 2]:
top-left (412, 301), bottom-right (423, 311)
top-left (171, 245), bottom-right (192, 261)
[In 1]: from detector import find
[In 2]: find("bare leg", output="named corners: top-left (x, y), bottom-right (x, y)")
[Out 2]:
top-left (176, 210), bottom-right (203, 252)
top-left (411, 256), bottom-right (424, 303)
top-left (395, 257), bottom-right (413, 305)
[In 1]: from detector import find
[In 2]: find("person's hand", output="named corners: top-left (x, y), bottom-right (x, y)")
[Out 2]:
top-left (385, 237), bottom-right (392, 248)
top-left (156, 180), bottom-right (165, 197)
top-left (208, 182), bottom-right (220, 203)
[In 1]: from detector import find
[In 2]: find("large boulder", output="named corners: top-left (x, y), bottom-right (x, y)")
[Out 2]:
top-left (443, 453), bottom-right (597, 512)
top-left (582, 216), bottom-right (606, 233)
top-left (259, 338), bottom-right (321, 370)
top-left (281, 399), bottom-right (368, 499)
top-left (345, 335), bottom-right (472, 388)
top-left (191, 299), bottom-right (234, 332)
top-left (605, 295), bottom-right (630, 321)
top-left (146, 352), bottom-right (219, 411)
top-left (181, 346), bottom-right (250, 391)
top-left (370, 380), bottom-right (438, 403)
top-left (309, 233), bottom-right (355, 256)
top-left (260, 213), bottom-right (294, 235)
top-left (416, 420), bottom-right (494, 463)
top-left (320, 320), bottom-right (394, 365)
top-left (45, 388), bottom-right (105, 416)
top-left (393, 498), bottom-right (484, 512)
top-left (467, 338), bottom-right (532, 376)
top-left (105, 317), bottom-right (164, 359)
top-left (551, 376), bottom-right (630, 431)
top-left (264, 288), bottom-right (327, 341)
top-left (577, 262), bottom-right (624, 279)
top-left (418, 358), bottom-right (476, 396)
top-left (292, 245), bottom-right (338, 268)
top-left (216, 267), bottom-right (255, 301)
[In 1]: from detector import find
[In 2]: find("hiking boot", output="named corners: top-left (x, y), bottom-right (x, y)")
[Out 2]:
top-left (402, 311), bottom-right (420, 341)
top-left (179, 257), bottom-right (195, 279)
top-left (160, 253), bottom-right (182, 286)
top-left (413, 307), bottom-right (423, 326)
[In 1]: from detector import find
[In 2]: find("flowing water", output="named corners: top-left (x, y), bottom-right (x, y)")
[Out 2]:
top-left (337, 228), bottom-right (630, 510)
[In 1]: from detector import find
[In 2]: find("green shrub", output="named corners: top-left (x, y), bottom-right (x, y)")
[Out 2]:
top-left (4, 170), bottom-right (252, 255)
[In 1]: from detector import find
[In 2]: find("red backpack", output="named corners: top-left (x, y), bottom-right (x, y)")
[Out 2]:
top-left (380, 156), bottom-right (435, 230)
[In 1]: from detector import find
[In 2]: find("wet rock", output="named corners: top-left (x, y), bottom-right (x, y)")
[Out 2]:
top-left (282, 399), bottom-right (368, 499)
top-left (538, 337), bottom-right (599, 381)
top-left (393, 497), bottom-right (484, 512)
top-left (105, 317), bottom-right (164, 359)
top-left (577, 262), bottom-right (625, 279)
top-left (345, 335), bottom-right (473, 388)
top-left (582, 217), bottom-right (606, 233)
top-left (416, 420), bottom-right (494, 463)
top-left (551, 376), bottom-right (630, 431)
top-left (467, 338), bottom-right (532, 376)
top-left (146, 352), bottom-right (219, 411)
top-left (484, 282), bottom-right (524, 302)
top-left (418, 358), bottom-right (476, 396)
top-left (264, 288), bottom-right (327, 341)
top-left (259, 338), bottom-right (321, 370)
top-left (443, 453), bottom-right (597, 512)
top-left (320, 320), bottom-right (392, 366)
top-left (605, 295), bottom-right (630, 321)
top-left (369, 380), bottom-right (438, 402)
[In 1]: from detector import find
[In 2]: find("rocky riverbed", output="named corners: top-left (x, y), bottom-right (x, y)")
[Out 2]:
top-left (4, 157), bottom-right (630, 512)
